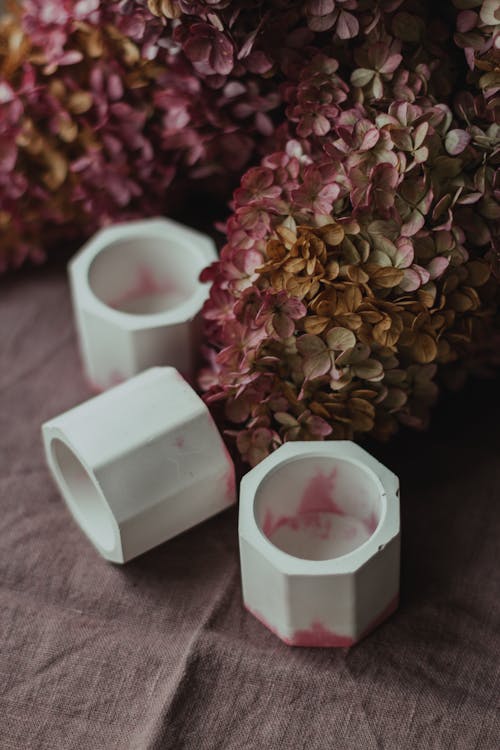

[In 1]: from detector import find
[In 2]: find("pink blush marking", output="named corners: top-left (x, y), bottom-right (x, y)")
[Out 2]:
top-left (108, 370), bottom-right (124, 388)
top-left (298, 468), bottom-right (343, 516)
top-left (85, 370), bottom-right (123, 394)
top-left (262, 510), bottom-right (278, 538)
top-left (263, 510), bottom-right (334, 540)
top-left (341, 523), bottom-right (359, 541)
top-left (245, 593), bottom-right (399, 648)
top-left (245, 605), bottom-right (353, 647)
top-left (364, 511), bottom-right (379, 535)
top-left (289, 622), bottom-right (354, 648)
top-left (220, 440), bottom-right (236, 502)
top-left (85, 377), bottom-right (103, 395)
top-left (174, 436), bottom-right (185, 449)
top-left (245, 604), bottom-right (287, 642)
top-left (262, 468), bottom-right (343, 541)
top-left (289, 595), bottom-right (399, 647)
top-left (225, 465), bottom-right (236, 503)
top-left (108, 265), bottom-right (177, 310)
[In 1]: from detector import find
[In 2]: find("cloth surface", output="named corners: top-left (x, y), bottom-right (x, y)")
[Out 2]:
top-left (0, 265), bottom-right (499, 750)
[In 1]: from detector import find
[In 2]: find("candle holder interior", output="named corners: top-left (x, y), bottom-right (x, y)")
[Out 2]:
top-left (254, 455), bottom-right (383, 561)
top-left (88, 235), bottom-right (199, 315)
top-left (50, 438), bottom-right (116, 552)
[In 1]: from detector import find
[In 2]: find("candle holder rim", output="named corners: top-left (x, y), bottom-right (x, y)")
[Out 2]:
top-left (239, 440), bottom-right (399, 576)
top-left (70, 217), bottom-right (216, 328)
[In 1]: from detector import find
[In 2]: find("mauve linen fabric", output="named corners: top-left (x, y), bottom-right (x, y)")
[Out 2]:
top-left (0, 265), bottom-right (499, 750)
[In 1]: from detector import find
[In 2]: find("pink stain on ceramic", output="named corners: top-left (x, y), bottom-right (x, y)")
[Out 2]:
top-left (260, 467), bottom-right (382, 558)
top-left (262, 468), bottom-right (342, 541)
top-left (262, 509), bottom-right (333, 540)
top-left (221, 440), bottom-right (233, 465)
top-left (108, 370), bottom-right (124, 387)
top-left (85, 377), bottom-right (104, 395)
top-left (364, 511), bottom-right (379, 535)
top-left (84, 370), bottom-right (123, 393)
top-left (262, 510), bottom-right (278, 538)
top-left (246, 594), bottom-right (399, 648)
top-left (244, 604), bottom-right (289, 642)
top-left (245, 604), bottom-right (353, 647)
top-left (288, 622), bottom-right (354, 648)
top-left (225, 464), bottom-right (236, 502)
top-left (174, 436), bottom-right (185, 449)
top-left (108, 266), bottom-right (178, 312)
top-left (298, 468), bottom-right (342, 515)
top-left (341, 522), bottom-right (359, 541)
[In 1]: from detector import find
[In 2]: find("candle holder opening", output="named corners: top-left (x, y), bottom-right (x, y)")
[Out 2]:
top-left (88, 235), bottom-right (200, 315)
top-left (254, 455), bottom-right (383, 561)
top-left (50, 438), bottom-right (115, 552)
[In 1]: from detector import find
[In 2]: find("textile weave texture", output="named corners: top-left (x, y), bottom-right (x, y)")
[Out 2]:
top-left (0, 266), bottom-right (499, 750)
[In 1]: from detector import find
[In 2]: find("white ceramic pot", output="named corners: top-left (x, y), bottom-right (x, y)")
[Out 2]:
top-left (239, 441), bottom-right (400, 647)
top-left (42, 367), bottom-right (236, 562)
top-left (68, 217), bottom-right (217, 392)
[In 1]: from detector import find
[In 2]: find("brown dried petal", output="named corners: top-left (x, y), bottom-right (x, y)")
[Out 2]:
top-left (448, 288), bottom-right (479, 312)
top-left (349, 410), bottom-right (375, 433)
top-left (276, 226), bottom-right (297, 249)
top-left (266, 239), bottom-right (288, 261)
top-left (350, 398), bottom-right (376, 416)
top-left (317, 223), bottom-right (345, 246)
top-left (365, 265), bottom-right (405, 288)
top-left (351, 388), bottom-right (378, 400)
top-left (344, 265), bottom-right (370, 283)
top-left (269, 270), bottom-right (289, 292)
top-left (334, 313), bottom-right (362, 330)
top-left (436, 339), bottom-right (452, 362)
top-left (467, 260), bottom-right (491, 287)
top-left (303, 316), bottom-right (330, 334)
top-left (326, 327), bottom-right (356, 351)
top-left (411, 332), bottom-right (438, 363)
top-left (286, 276), bottom-right (313, 298)
top-left (284, 257), bottom-right (307, 274)
top-left (339, 284), bottom-right (363, 311)
top-left (353, 359), bottom-right (384, 380)
top-left (324, 260), bottom-right (340, 279)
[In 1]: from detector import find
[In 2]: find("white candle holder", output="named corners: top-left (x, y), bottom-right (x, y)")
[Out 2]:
top-left (42, 367), bottom-right (236, 563)
top-left (239, 441), bottom-right (400, 647)
top-left (68, 218), bottom-right (217, 392)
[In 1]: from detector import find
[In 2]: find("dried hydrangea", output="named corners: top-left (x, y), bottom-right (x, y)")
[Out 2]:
top-left (0, 0), bottom-right (447, 269)
top-left (1, 0), bottom-right (499, 462)
top-left (453, 0), bottom-right (500, 111)
top-left (0, 1), bottom-right (281, 269)
top-left (201, 13), bottom-right (499, 465)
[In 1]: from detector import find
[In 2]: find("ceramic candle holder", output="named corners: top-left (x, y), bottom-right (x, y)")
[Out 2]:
top-left (69, 217), bottom-right (217, 392)
top-left (239, 441), bottom-right (400, 647)
top-left (42, 367), bottom-right (236, 563)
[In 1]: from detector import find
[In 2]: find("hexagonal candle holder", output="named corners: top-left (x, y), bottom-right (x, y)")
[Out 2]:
top-left (69, 217), bottom-right (217, 392)
top-left (42, 367), bottom-right (236, 563)
top-left (239, 441), bottom-right (400, 647)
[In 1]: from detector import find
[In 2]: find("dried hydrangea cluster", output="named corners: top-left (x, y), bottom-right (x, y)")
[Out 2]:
top-left (453, 0), bottom-right (500, 110)
top-left (0, 0), bottom-right (499, 460)
top-left (1, 0), bottom-right (498, 272)
top-left (0, 0), bottom-right (283, 269)
top-left (200, 2), bottom-right (500, 465)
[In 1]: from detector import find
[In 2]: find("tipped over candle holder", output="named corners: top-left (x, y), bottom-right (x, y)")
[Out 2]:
top-left (239, 441), bottom-right (400, 647)
top-left (42, 367), bottom-right (236, 563)
top-left (68, 217), bottom-right (217, 392)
